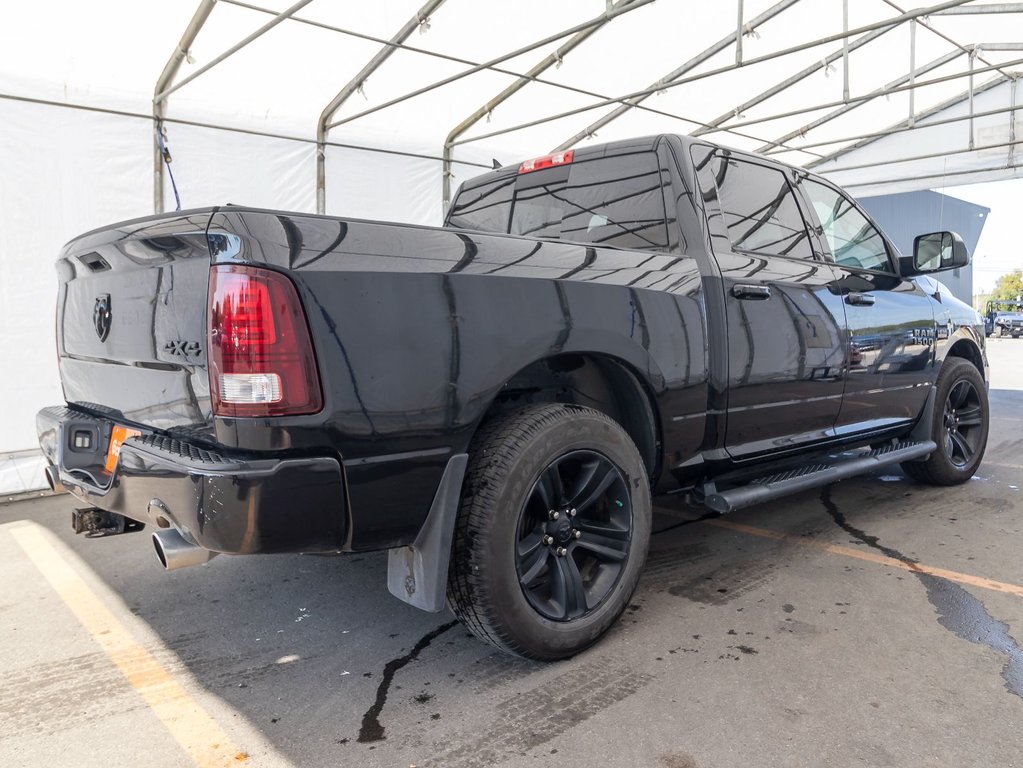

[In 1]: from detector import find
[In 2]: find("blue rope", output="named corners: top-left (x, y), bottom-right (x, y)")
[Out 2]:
top-left (156, 121), bottom-right (182, 211)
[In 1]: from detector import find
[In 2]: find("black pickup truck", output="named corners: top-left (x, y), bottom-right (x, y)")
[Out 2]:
top-left (37, 134), bottom-right (989, 660)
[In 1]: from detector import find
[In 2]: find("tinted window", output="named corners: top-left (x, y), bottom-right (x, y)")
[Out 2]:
top-left (803, 179), bottom-right (891, 272)
top-left (447, 175), bottom-right (514, 233)
top-left (712, 157), bottom-right (813, 259)
top-left (448, 152), bottom-right (670, 251)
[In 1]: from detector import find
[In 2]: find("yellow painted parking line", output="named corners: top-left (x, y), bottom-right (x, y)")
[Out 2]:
top-left (9, 523), bottom-right (248, 768)
top-left (702, 518), bottom-right (1023, 599)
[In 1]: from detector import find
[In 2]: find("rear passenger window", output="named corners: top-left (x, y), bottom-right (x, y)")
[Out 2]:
top-left (803, 179), bottom-right (892, 272)
top-left (711, 156), bottom-right (813, 259)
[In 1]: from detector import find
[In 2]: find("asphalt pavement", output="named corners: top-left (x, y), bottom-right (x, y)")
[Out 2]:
top-left (2, 339), bottom-right (1021, 768)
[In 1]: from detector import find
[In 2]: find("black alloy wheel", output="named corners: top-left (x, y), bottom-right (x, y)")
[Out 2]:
top-left (902, 357), bottom-right (988, 486)
top-left (515, 450), bottom-right (632, 622)
top-left (447, 403), bottom-right (651, 660)
top-left (941, 379), bottom-right (984, 468)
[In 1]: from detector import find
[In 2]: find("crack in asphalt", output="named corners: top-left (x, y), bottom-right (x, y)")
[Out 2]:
top-left (821, 484), bottom-right (1023, 700)
top-left (652, 511), bottom-right (720, 536)
top-left (358, 620), bottom-right (458, 743)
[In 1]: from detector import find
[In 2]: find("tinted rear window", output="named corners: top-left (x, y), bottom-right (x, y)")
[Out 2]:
top-left (448, 152), bottom-right (669, 251)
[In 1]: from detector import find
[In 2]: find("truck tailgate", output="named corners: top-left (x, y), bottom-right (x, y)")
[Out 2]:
top-left (56, 211), bottom-right (215, 431)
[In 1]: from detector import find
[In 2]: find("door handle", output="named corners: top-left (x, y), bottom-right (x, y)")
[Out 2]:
top-left (731, 284), bottom-right (771, 300)
top-left (845, 292), bottom-right (876, 306)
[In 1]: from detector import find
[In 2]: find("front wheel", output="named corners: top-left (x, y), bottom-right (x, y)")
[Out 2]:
top-left (447, 404), bottom-right (651, 660)
top-left (902, 358), bottom-right (989, 485)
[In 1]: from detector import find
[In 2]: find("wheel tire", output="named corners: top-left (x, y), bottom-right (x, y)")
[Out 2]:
top-left (447, 403), bottom-right (651, 660)
top-left (901, 358), bottom-right (988, 485)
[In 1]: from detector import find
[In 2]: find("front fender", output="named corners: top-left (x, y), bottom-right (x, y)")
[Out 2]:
top-left (936, 323), bottom-right (988, 383)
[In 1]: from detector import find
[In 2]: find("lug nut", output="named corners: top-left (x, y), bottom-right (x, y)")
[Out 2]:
top-left (549, 510), bottom-right (560, 520)
top-left (542, 535), bottom-right (553, 545)
top-left (569, 508), bottom-right (577, 517)
top-left (556, 547), bottom-right (568, 557)
top-left (573, 529), bottom-right (582, 539)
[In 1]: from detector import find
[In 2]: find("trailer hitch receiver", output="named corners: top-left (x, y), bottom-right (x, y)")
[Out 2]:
top-left (71, 508), bottom-right (145, 537)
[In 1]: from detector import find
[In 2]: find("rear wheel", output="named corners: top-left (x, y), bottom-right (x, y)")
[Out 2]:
top-left (901, 358), bottom-right (988, 485)
top-left (447, 404), bottom-right (651, 660)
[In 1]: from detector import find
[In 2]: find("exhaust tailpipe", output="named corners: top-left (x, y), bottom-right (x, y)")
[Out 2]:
top-left (152, 530), bottom-right (218, 571)
top-left (44, 465), bottom-right (65, 493)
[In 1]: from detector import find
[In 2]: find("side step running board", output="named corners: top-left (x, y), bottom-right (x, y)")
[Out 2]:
top-left (704, 440), bottom-right (936, 514)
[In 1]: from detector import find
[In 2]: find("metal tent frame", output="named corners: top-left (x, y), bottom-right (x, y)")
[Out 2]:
top-left (151, 0), bottom-right (1023, 214)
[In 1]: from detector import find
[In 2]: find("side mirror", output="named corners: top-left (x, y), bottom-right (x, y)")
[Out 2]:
top-left (900, 231), bottom-right (969, 276)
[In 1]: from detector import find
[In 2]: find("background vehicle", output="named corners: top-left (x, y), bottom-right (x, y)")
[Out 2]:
top-left (37, 135), bottom-right (988, 660)
top-left (984, 299), bottom-right (1023, 337)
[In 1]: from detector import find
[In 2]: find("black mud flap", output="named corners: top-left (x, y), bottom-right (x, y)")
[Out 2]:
top-left (386, 454), bottom-right (468, 612)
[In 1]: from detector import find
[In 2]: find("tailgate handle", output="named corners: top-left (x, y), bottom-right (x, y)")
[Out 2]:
top-left (731, 284), bottom-right (771, 300)
top-left (845, 292), bottom-right (876, 306)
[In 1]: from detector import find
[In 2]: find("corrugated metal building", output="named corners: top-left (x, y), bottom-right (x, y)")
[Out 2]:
top-left (858, 190), bottom-right (989, 303)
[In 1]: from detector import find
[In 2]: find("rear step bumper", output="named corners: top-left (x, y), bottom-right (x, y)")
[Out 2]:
top-left (704, 440), bottom-right (937, 514)
top-left (36, 406), bottom-right (347, 555)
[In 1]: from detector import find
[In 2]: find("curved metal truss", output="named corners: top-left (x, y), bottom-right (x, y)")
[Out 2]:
top-left (151, 0), bottom-right (1023, 213)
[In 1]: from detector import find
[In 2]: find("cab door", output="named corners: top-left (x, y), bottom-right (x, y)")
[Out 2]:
top-left (695, 150), bottom-right (849, 460)
top-left (798, 177), bottom-right (935, 434)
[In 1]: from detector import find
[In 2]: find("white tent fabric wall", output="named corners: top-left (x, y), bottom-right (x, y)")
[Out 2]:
top-left (325, 145), bottom-right (445, 226)
top-left (162, 124), bottom-right (317, 212)
top-left (0, 98), bottom-right (152, 495)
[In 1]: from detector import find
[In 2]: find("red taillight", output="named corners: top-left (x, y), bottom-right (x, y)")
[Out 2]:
top-left (518, 149), bottom-right (574, 174)
top-left (207, 265), bottom-right (323, 417)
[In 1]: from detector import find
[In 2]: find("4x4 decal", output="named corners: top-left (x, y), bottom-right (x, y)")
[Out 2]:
top-left (164, 340), bottom-right (202, 357)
